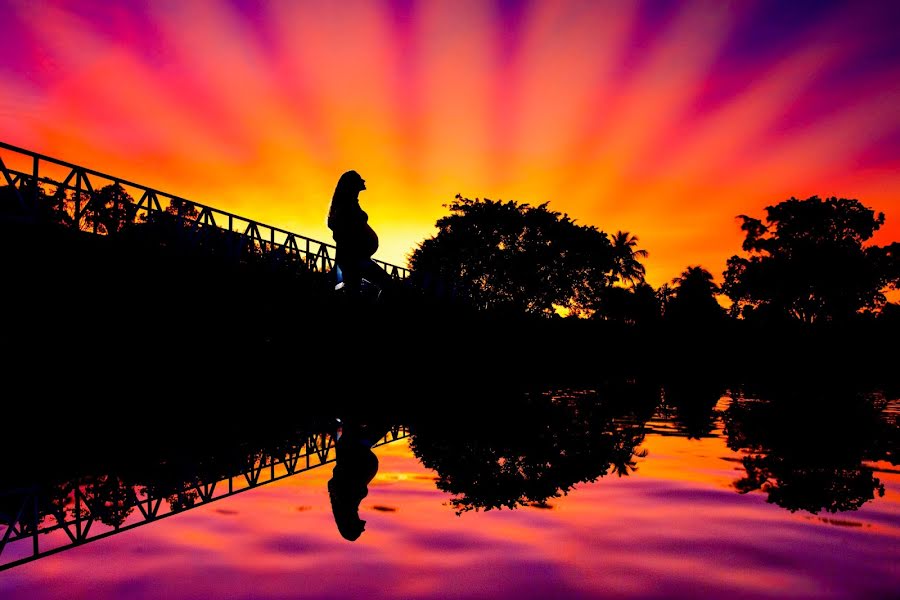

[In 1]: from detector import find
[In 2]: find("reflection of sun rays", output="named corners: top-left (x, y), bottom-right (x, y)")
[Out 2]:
top-left (1, 0), bottom-right (898, 282)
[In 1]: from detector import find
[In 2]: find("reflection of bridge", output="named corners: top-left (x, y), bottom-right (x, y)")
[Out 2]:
top-left (0, 425), bottom-right (408, 571)
top-left (0, 140), bottom-right (409, 279)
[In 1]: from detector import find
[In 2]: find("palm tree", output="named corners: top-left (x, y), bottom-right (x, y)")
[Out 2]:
top-left (610, 231), bottom-right (648, 288)
top-left (672, 266), bottom-right (718, 290)
top-left (656, 283), bottom-right (674, 316)
top-left (667, 266), bottom-right (724, 322)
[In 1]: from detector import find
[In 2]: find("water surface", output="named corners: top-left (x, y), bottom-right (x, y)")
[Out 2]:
top-left (1, 389), bottom-right (897, 599)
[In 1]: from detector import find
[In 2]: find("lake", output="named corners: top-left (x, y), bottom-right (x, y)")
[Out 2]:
top-left (1, 385), bottom-right (897, 599)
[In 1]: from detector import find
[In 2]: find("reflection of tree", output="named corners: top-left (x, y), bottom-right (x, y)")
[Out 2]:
top-left (723, 386), bottom-right (893, 513)
top-left (662, 379), bottom-right (724, 439)
top-left (735, 454), bottom-right (884, 514)
top-left (84, 474), bottom-right (135, 528)
top-left (410, 390), bottom-right (651, 513)
top-left (167, 489), bottom-right (199, 512)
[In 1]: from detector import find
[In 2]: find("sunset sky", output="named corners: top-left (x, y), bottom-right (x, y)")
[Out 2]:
top-left (1, 0), bottom-right (898, 285)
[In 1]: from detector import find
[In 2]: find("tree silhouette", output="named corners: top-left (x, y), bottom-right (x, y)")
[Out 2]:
top-left (409, 196), bottom-right (614, 316)
top-left (665, 266), bottom-right (725, 323)
top-left (165, 197), bottom-right (199, 222)
top-left (656, 283), bottom-right (674, 316)
top-left (132, 195), bottom-right (202, 248)
top-left (723, 196), bottom-right (895, 322)
top-left (85, 183), bottom-right (138, 235)
top-left (872, 241), bottom-right (900, 298)
top-left (597, 281), bottom-right (660, 325)
top-left (662, 379), bottom-right (724, 439)
top-left (0, 182), bottom-right (69, 225)
top-left (609, 230), bottom-right (648, 287)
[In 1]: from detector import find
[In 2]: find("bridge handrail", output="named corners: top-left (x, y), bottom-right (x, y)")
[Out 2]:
top-left (0, 140), bottom-right (409, 279)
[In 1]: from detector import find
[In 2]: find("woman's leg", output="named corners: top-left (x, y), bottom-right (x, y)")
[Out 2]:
top-left (360, 259), bottom-right (393, 291)
top-left (341, 264), bottom-right (362, 293)
top-left (335, 251), bottom-right (363, 294)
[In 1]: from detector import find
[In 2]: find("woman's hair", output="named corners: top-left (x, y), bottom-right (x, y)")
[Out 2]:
top-left (328, 170), bottom-right (365, 230)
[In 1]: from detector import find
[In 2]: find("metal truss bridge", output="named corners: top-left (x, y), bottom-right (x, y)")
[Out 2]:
top-left (0, 140), bottom-right (410, 280)
top-left (0, 425), bottom-right (409, 571)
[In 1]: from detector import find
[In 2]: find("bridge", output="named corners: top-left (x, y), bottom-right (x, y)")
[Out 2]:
top-left (0, 140), bottom-right (410, 280)
top-left (0, 425), bottom-right (409, 571)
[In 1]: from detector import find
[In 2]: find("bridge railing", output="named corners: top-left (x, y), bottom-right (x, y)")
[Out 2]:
top-left (0, 141), bottom-right (410, 280)
top-left (0, 425), bottom-right (409, 571)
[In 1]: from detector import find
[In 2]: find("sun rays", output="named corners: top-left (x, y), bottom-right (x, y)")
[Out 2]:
top-left (1, 0), bottom-right (897, 284)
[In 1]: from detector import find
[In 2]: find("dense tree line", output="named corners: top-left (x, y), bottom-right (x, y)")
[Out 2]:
top-left (411, 195), bottom-right (899, 325)
top-left (3, 175), bottom-right (896, 326)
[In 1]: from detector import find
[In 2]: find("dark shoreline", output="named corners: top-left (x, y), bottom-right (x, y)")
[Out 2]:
top-left (2, 218), bottom-right (897, 411)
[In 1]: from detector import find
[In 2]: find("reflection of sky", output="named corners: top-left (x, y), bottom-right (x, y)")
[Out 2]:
top-left (2, 410), bottom-right (897, 599)
top-left (1, 1), bottom-right (898, 284)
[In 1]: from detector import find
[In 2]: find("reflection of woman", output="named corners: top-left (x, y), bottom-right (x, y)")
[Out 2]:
top-left (327, 422), bottom-right (388, 541)
top-left (327, 170), bottom-right (389, 294)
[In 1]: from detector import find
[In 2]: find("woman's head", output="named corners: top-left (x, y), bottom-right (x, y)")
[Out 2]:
top-left (328, 170), bottom-right (367, 230)
top-left (335, 170), bottom-right (366, 199)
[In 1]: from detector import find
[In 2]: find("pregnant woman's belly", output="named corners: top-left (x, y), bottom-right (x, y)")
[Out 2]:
top-left (361, 223), bottom-right (378, 257)
top-left (340, 224), bottom-right (378, 259)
